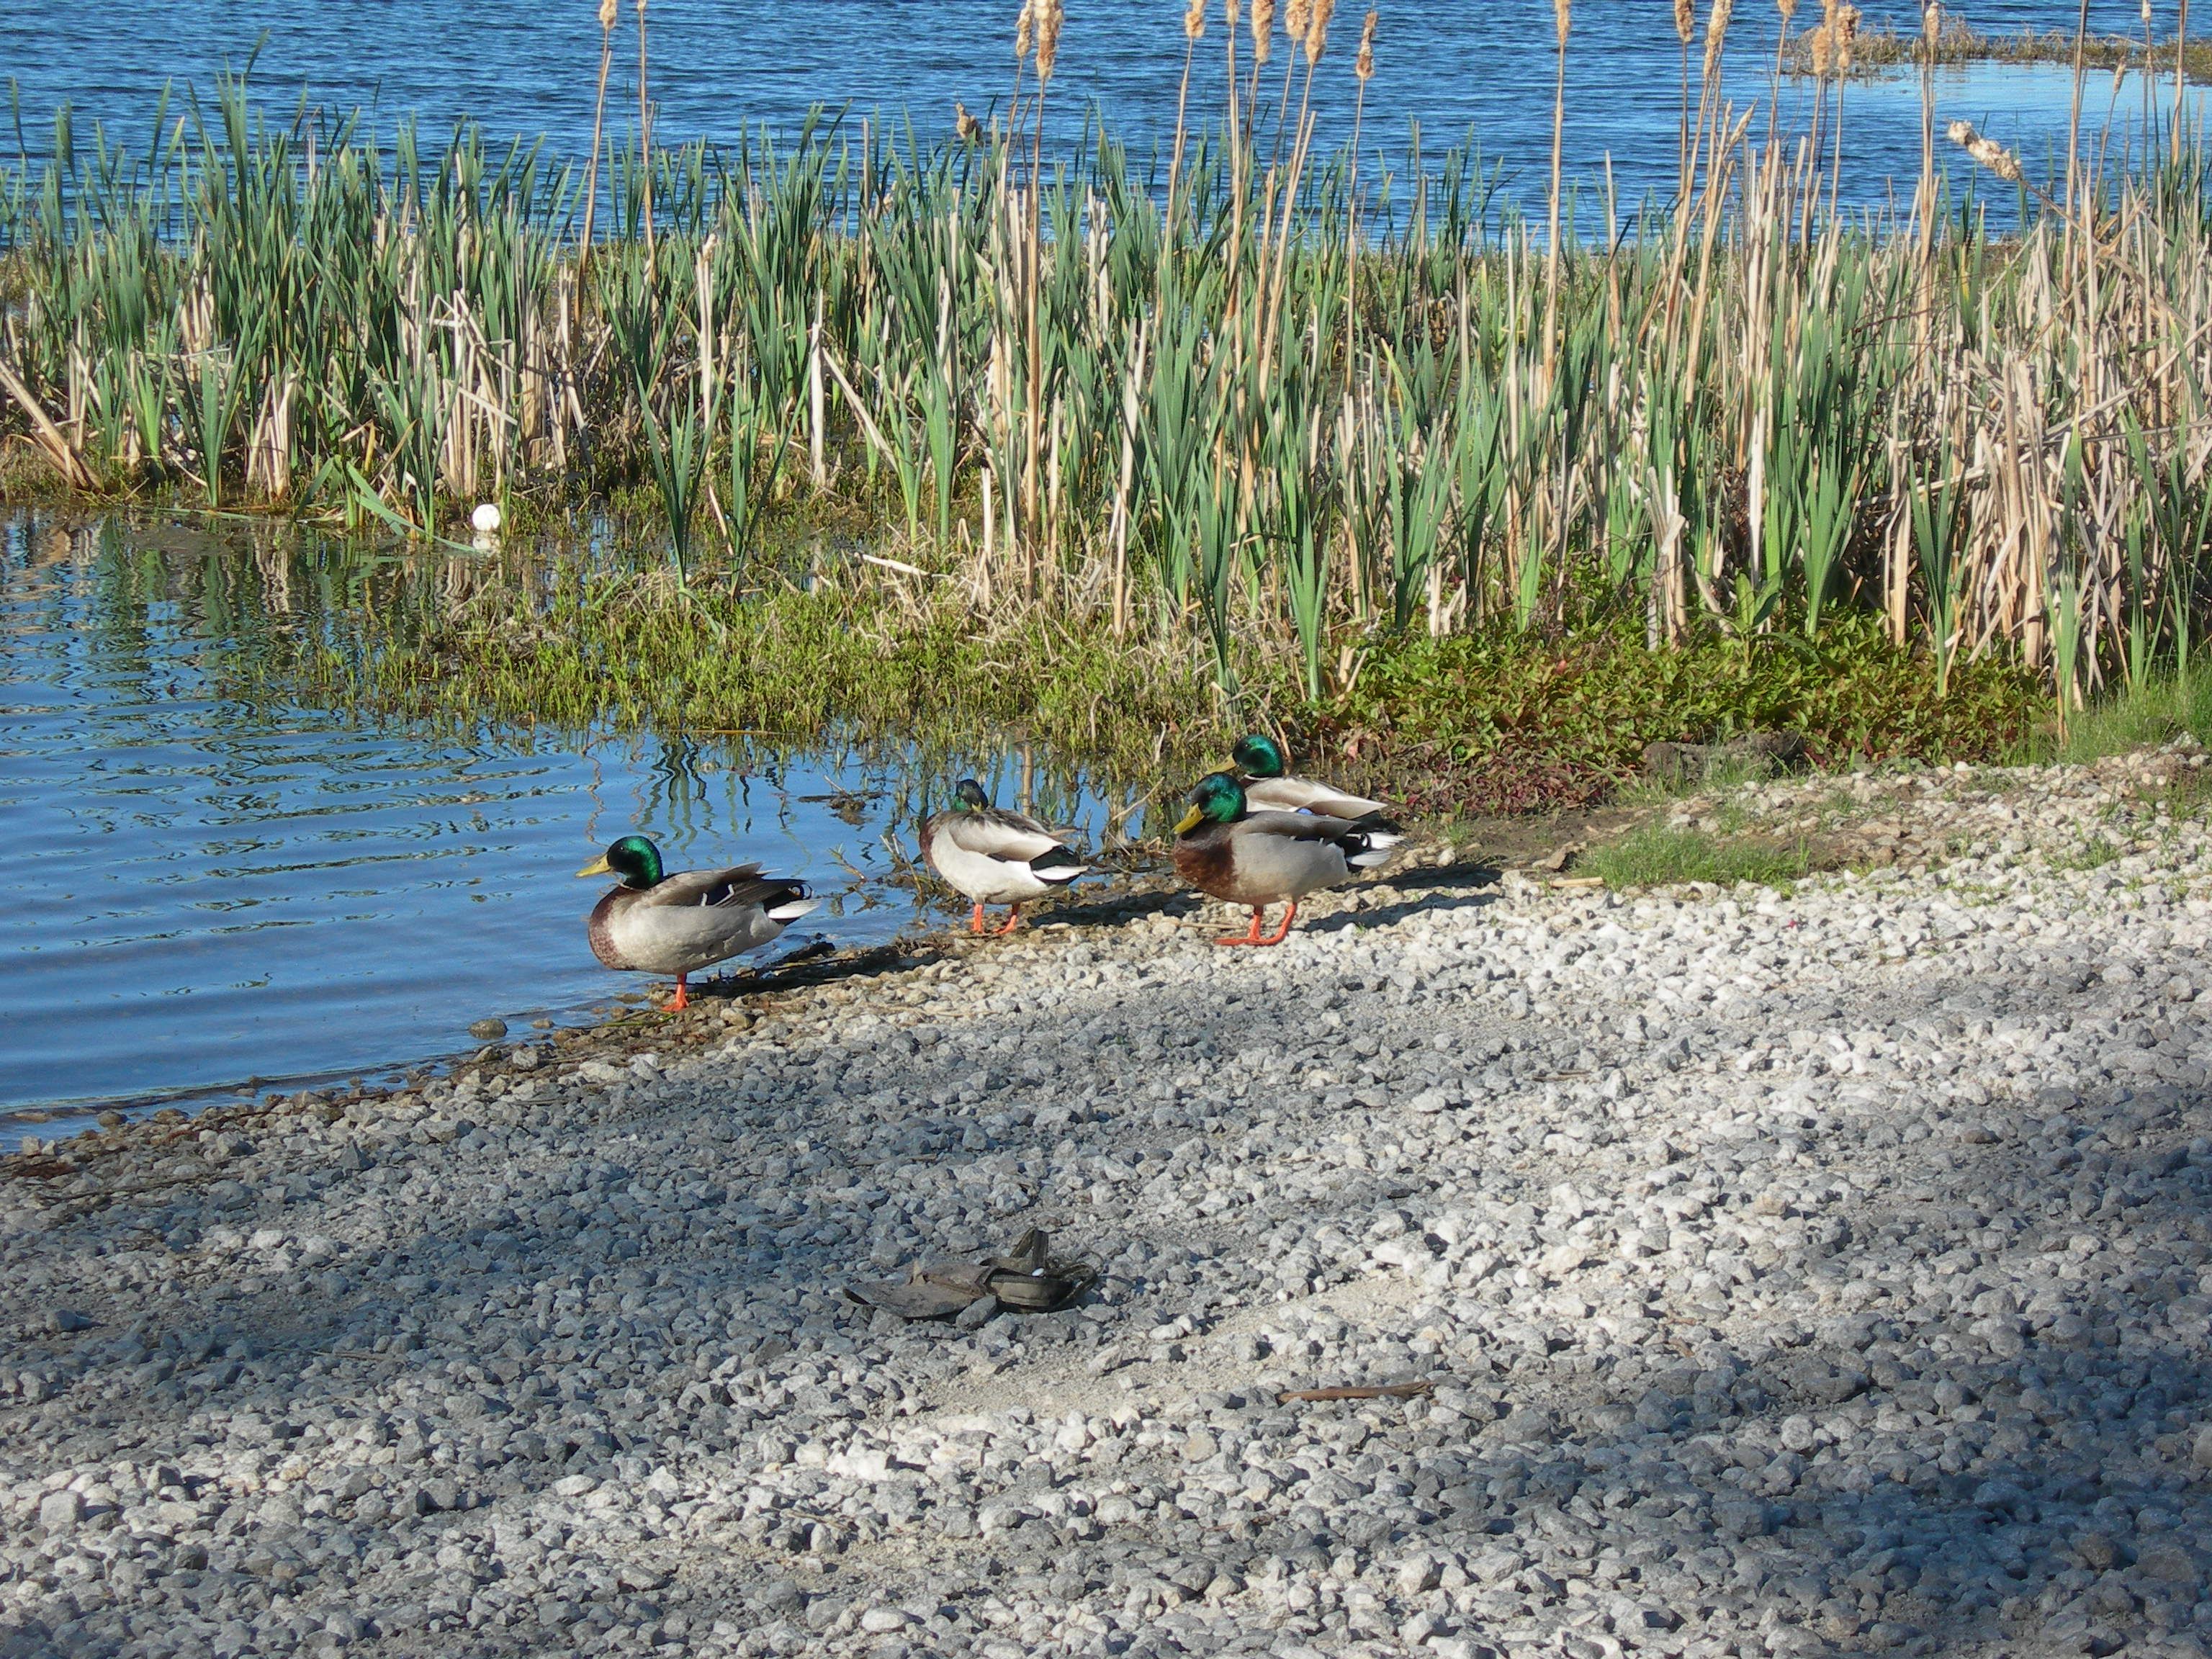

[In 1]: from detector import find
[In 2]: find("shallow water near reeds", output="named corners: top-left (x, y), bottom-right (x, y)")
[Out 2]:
top-left (2, 0), bottom-right (2207, 222)
top-left (0, 512), bottom-right (1125, 1147)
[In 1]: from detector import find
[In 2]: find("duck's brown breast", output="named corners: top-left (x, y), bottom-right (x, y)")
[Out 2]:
top-left (586, 890), bottom-right (629, 968)
top-left (1172, 831), bottom-right (1238, 901)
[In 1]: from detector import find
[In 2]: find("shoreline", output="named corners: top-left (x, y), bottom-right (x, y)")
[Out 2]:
top-left (5, 743), bottom-right (2212, 1655)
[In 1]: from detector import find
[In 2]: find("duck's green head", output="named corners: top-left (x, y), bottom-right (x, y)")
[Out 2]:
top-left (953, 778), bottom-right (990, 811)
top-left (1232, 732), bottom-right (1289, 778)
top-left (1172, 771), bottom-right (1246, 835)
top-left (577, 835), bottom-right (662, 889)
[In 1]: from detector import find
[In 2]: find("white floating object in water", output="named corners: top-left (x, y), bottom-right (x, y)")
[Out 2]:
top-left (471, 502), bottom-right (503, 534)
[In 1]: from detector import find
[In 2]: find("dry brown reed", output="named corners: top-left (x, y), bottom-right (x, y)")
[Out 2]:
top-left (1305, 0), bottom-right (1335, 60)
top-left (8, 22), bottom-right (2212, 727)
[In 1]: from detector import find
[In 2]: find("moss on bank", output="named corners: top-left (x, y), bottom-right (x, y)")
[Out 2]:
top-left (258, 567), bottom-right (2042, 817)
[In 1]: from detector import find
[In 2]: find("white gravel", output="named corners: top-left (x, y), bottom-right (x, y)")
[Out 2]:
top-left (6, 749), bottom-right (2212, 1659)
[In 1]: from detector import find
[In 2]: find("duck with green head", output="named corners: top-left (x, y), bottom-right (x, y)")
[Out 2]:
top-left (1231, 732), bottom-right (1393, 822)
top-left (577, 835), bottom-right (818, 1010)
top-left (919, 778), bottom-right (1089, 935)
top-left (1171, 771), bottom-right (1401, 945)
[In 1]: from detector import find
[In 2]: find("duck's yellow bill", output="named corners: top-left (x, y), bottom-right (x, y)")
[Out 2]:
top-left (575, 854), bottom-right (613, 878)
top-left (1172, 806), bottom-right (1204, 835)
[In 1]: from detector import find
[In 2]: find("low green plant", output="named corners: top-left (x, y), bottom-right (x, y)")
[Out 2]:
top-left (1581, 823), bottom-right (1822, 891)
top-left (2045, 672), bottom-right (2212, 764)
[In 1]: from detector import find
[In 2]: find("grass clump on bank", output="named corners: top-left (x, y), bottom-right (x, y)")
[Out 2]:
top-left (1581, 824), bottom-right (1822, 891)
top-left (2047, 672), bottom-right (2212, 766)
top-left (1325, 613), bottom-right (2036, 816)
top-left (266, 554), bottom-right (2038, 817)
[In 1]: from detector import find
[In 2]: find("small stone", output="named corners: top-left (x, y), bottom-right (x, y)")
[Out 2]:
top-left (45, 1308), bottom-right (92, 1334)
top-left (552, 1474), bottom-right (599, 1498)
top-left (38, 1490), bottom-right (84, 1535)
top-left (859, 1608), bottom-right (914, 1633)
top-left (468, 1018), bottom-right (508, 1041)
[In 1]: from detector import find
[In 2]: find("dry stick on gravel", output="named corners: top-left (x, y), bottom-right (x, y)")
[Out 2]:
top-left (1277, 1380), bottom-right (1436, 1402)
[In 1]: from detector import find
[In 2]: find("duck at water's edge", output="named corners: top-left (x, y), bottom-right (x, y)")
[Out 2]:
top-left (920, 778), bottom-right (1089, 935)
top-left (1172, 772), bottom-right (1400, 946)
top-left (578, 835), bottom-right (817, 1011)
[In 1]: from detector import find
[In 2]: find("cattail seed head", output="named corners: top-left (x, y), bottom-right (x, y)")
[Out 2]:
top-left (1253, 0), bottom-right (1276, 63)
top-left (1701, 0), bottom-right (1734, 84)
top-left (1016, 0), bottom-right (1035, 58)
top-left (1355, 8), bottom-right (1377, 80)
top-left (1288, 0), bottom-right (1310, 37)
top-left (1836, 3), bottom-right (1858, 70)
top-left (1673, 0), bottom-right (1695, 45)
top-left (1185, 0), bottom-right (1207, 37)
top-left (1037, 0), bottom-right (1064, 81)
top-left (1923, 0), bottom-right (1941, 42)
top-left (598, 0), bottom-right (619, 31)
top-left (1948, 119), bottom-right (2023, 182)
top-left (1305, 0), bottom-right (1335, 60)
top-left (1223, 0), bottom-right (1241, 31)
top-left (1555, 0), bottom-right (1570, 48)
top-left (1779, 0), bottom-right (1799, 27)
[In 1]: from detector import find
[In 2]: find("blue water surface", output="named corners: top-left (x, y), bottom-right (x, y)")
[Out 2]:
top-left (2, 0), bottom-right (2206, 216)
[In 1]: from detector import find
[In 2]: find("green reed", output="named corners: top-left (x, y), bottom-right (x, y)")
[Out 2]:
top-left (4, 15), bottom-right (2212, 727)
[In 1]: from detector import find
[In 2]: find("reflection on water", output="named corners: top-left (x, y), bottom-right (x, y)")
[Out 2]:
top-left (0, 513), bottom-right (1126, 1138)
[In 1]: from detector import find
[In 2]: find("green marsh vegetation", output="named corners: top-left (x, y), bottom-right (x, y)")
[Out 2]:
top-left (0, 0), bottom-right (2205, 804)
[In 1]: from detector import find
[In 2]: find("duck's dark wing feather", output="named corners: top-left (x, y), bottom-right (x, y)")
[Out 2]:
top-left (642, 863), bottom-right (806, 910)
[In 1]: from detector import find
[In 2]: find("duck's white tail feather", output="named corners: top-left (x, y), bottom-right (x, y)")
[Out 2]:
top-left (1033, 862), bottom-right (1089, 885)
top-left (766, 897), bottom-right (820, 922)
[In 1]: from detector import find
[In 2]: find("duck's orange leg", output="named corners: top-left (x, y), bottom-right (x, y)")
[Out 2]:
top-left (666, 972), bottom-right (690, 1012)
top-left (1256, 901), bottom-right (1298, 945)
top-left (1215, 907), bottom-right (1269, 946)
top-left (992, 904), bottom-right (1022, 935)
top-left (969, 902), bottom-right (987, 934)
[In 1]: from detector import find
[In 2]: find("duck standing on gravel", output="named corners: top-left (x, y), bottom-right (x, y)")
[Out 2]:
top-left (1231, 732), bottom-right (1395, 821)
top-left (1172, 772), bottom-right (1401, 945)
top-left (919, 778), bottom-right (1089, 935)
top-left (577, 835), bottom-right (818, 1011)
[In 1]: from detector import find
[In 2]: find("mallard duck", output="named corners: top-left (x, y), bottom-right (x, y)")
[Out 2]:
top-left (1172, 772), bottom-right (1401, 945)
top-left (919, 778), bottom-right (1089, 935)
top-left (577, 835), bottom-right (818, 1010)
top-left (1231, 732), bottom-right (1393, 821)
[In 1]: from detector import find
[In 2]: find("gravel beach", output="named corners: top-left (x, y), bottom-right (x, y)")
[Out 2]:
top-left (8, 749), bottom-right (2212, 1659)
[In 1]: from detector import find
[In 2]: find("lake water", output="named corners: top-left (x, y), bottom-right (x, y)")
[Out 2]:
top-left (1, 1), bottom-right (2206, 217)
top-left (0, 512), bottom-right (1121, 1141)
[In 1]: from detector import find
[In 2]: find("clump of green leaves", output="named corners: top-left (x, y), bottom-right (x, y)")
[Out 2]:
top-left (1323, 613), bottom-right (2036, 814)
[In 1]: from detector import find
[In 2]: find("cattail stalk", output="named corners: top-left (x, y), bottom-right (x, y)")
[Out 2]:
top-left (635, 0), bottom-right (655, 258)
top-left (1346, 9), bottom-right (1376, 405)
top-left (1545, 0), bottom-right (1570, 380)
top-left (580, 0), bottom-right (620, 266)
top-left (2178, 0), bottom-right (2193, 159)
top-left (1675, 0), bottom-right (1696, 198)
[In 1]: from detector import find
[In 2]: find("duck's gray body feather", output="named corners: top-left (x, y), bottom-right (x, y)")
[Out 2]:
top-left (1241, 774), bottom-right (1390, 819)
top-left (587, 863), bottom-right (817, 976)
top-left (920, 805), bottom-right (1088, 906)
top-left (1174, 811), bottom-right (1398, 907)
